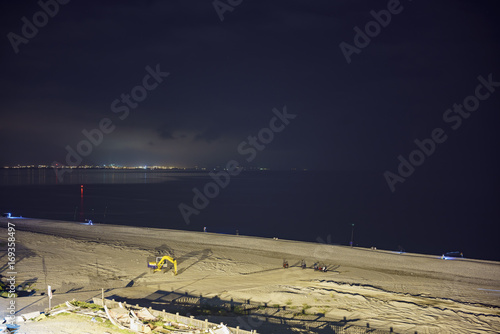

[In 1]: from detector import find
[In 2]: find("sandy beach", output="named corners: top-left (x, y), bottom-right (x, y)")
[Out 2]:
top-left (1, 218), bottom-right (500, 333)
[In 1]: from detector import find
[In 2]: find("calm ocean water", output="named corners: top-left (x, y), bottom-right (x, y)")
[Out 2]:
top-left (0, 168), bottom-right (498, 261)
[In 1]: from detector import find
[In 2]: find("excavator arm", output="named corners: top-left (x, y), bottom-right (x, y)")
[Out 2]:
top-left (148, 256), bottom-right (177, 275)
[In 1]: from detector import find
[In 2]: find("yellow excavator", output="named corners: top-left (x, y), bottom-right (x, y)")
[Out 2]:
top-left (147, 256), bottom-right (178, 275)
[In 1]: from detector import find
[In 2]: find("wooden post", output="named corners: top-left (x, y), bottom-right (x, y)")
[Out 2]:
top-left (48, 285), bottom-right (52, 309)
top-left (101, 288), bottom-right (104, 307)
top-left (205, 319), bottom-right (208, 329)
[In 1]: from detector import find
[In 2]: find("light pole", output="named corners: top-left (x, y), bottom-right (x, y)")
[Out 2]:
top-left (350, 224), bottom-right (354, 247)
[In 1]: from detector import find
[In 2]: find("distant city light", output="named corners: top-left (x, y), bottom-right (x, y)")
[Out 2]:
top-left (0, 164), bottom-right (301, 171)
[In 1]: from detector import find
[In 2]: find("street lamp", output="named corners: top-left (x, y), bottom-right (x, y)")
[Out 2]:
top-left (350, 224), bottom-right (354, 247)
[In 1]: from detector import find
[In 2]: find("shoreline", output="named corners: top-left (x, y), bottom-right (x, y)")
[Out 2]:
top-left (2, 217), bottom-right (499, 265)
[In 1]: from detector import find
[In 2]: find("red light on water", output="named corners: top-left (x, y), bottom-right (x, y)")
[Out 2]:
top-left (80, 184), bottom-right (84, 222)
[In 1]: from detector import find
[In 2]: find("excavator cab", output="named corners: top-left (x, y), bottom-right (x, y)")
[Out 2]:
top-left (147, 256), bottom-right (178, 275)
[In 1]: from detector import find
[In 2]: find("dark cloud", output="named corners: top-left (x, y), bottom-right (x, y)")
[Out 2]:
top-left (194, 125), bottom-right (224, 143)
top-left (157, 127), bottom-right (176, 140)
top-left (0, 0), bottom-right (499, 170)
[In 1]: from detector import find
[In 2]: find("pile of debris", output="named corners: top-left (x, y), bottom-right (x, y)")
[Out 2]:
top-left (105, 302), bottom-right (233, 333)
top-left (1, 299), bottom-right (235, 333)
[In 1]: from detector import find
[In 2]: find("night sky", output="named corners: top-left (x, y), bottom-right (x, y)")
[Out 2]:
top-left (1, 1), bottom-right (500, 260)
top-left (1, 1), bottom-right (499, 173)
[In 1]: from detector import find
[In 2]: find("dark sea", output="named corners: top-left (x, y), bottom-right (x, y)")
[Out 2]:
top-left (1, 168), bottom-right (498, 261)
